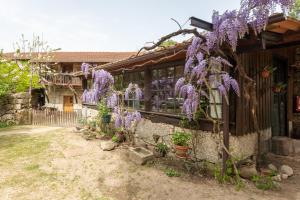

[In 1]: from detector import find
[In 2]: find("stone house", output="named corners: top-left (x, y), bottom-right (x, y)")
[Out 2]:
top-left (76, 14), bottom-right (300, 162)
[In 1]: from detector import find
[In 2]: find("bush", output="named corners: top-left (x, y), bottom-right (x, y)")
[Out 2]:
top-left (112, 135), bottom-right (119, 143)
top-left (155, 143), bottom-right (169, 156)
top-left (171, 131), bottom-right (191, 146)
top-left (251, 175), bottom-right (277, 190)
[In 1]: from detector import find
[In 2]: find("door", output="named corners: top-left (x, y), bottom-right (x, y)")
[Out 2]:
top-left (272, 57), bottom-right (288, 137)
top-left (63, 96), bottom-right (74, 112)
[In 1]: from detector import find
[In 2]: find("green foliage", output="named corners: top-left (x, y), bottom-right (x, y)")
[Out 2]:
top-left (0, 59), bottom-right (41, 96)
top-left (160, 40), bottom-right (177, 48)
top-left (251, 175), bottom-right (276, 190)
top-left (290, 0), bottom-right (300, 19)
top-left (0, 121), bottom-right (11, 129)
top-left (98, 100), bottom-right (110, 117)
top-left (213, 159), bottom-right (244, 190)
top-left (165, 168), bottom-right (181, 177)
top-left (111, 135), bottom-right (119, 143)
top-left (155, 143), bottom-right (169, 156)
top-left (171, 131), bottom-right (191, 146)
top-left (78, 118), bottom-right (87, 125)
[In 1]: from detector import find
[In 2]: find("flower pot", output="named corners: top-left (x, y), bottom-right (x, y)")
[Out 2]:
top-left (116, 131), bottom-right (126, 143)
top-left (102, 114), bottom-right (111, 124)
top-left (174, 145), bottom-right (189, 158)
top-left (261, 70), bottom-right (270, 78)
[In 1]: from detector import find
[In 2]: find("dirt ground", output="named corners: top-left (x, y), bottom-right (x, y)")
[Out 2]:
top-left (0, 126), bottom-right (299, 200)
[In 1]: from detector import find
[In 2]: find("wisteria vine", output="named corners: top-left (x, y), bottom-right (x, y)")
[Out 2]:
top-left (81, 63), bottom-right (142, 131)
top-left (175, 0), bottom-right (294, 121)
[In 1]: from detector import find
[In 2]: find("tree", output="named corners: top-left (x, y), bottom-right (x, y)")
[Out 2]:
top-left (0, 53), bottom-right (40, 97)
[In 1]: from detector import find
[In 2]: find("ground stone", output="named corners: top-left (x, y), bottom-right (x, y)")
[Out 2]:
top-left (281, 174), bottom-right (289, 180)
top-left (101, 141), bottom-right (116, 151)
top-left (268, 163), bottom-right (277, 171)
top-left (280, 165), bottom-right (293, 177)
top-left (272, 174), bottom-right (282, 182)
top-left (239, 165), bottom-right (258, 179)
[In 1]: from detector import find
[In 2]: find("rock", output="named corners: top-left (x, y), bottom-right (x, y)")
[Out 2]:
top-left (100, 141), bottom-right (116, 151)
top-left (272, 136), bottom-right (293, 156)
top-left (272, 174), bottom-right (282, 182)
top-left (239, 165), bottom-right (258, 179)
top-left (280, 165), bottom-right (293, 177)
top-left (281, 174), bottom-right (288, 180)
top-left (268, 164), bottom-right (277, 171)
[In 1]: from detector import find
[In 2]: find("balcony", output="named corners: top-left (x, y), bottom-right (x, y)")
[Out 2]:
top-left (44, 73), bottom-right (82, 86)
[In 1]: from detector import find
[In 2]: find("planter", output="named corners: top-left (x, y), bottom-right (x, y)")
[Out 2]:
top-left (174, 145), bottom-right (189, 158)
top-left (261, 70), bottom-right (270, 78)
top-left (102, 114), bottom-right (111, 124)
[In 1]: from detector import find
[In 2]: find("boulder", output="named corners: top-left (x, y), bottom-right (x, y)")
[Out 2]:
top-left (239, 164), bottom-right (258, 179)
top-left (100, 141), bottom-right (116, 151)
top-left (281, 174), bottom-right (288, 180)
top-left (280, 165), bottom-right (293, 177)
top-left (268, 163), bottom-right (277, 171)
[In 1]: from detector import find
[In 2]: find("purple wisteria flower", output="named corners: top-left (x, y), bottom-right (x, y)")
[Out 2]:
top-left (107, 92), bottom-right (118, 108)
top-left (81, 63), bottom-right (90, 78)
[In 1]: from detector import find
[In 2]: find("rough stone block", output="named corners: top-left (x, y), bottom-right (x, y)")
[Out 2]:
top-left (272, 136), bottom-right (293, 156)
top-left (128, 147), bottom-right (154, 165)
top-left (14, 104), bottom-right (22, 110)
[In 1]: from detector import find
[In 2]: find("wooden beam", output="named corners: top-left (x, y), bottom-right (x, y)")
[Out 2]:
top-left (222, 98), bottom-right (230, 176)
top-left (190, 17), bottom-right (213, 31)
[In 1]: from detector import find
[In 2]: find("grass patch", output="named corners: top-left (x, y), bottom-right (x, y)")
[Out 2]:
top-left (165, 168), bottom-right (181, 177)
top-left (24, 164), bottom-right (40, 171)
top-left (0, 134), bottom-right (52, 164)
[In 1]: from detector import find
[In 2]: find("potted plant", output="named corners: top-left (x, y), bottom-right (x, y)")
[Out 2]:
top-left (154, 143), bottom-right (169, 157)
top-left (261, 66), bottom-right (276, 79)
top-left (98, 101), bottom-right (111, 124)
top-left (172, 131), bottom-right (191, 158)
top-left (272, 82), bottom-right (287, 93)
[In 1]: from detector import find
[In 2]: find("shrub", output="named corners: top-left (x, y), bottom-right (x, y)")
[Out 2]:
top-left (155, 143), bottom-right (169, 156)
top-left (251, 175), bottom-right (276, 190)
top-left (171, 131), bottom-right (191, 146)
top-left (112, 135), bottom-right (119, 143)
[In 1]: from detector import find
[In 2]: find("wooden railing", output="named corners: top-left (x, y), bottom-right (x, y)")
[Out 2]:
top-left (45, 73), bottom-right (82, 86)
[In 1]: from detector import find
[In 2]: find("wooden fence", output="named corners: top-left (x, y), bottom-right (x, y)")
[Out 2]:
top-left (32, 109), bottom-right (82, 127)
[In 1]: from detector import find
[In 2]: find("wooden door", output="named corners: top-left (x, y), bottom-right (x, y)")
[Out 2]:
top-left (63, 96), bottom-right (73, 112)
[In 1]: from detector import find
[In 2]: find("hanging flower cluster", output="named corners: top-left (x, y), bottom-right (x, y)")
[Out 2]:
top-left (81, 63), bottom-right (90, 78)
top-left (113, 107), bottom-right (142, 130)
top-left (124, 83), bottom-right (143, 101)
top-left (207, 0), bottom-right (295, 51)
top-left (112, 83), bottom-right (142, 131)
top-left (81, 69), bottom-right (114, 104)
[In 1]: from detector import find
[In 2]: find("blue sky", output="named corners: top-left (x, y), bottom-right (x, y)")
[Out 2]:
top-left (0, 0), bottom-right (241, 52)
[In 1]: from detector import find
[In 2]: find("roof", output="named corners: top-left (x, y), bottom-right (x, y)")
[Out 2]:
top-left (3, 51), bottom-right (136, 63)
top-left (73, 42), bottom-right (189, 76)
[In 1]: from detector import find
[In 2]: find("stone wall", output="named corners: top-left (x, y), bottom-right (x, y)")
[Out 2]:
top-left (0, 92), bottom-right (31, 125)
top-left (135, 119), bottom-right (272, 163)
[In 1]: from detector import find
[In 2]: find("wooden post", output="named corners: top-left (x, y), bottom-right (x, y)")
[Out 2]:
top-left (144, 67), bottom-right (152, 111)
top-left (222, 97), bottom-right (230, 176)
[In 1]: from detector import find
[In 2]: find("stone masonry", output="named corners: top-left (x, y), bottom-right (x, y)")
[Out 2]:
top-left (0, 92), bottom-right (31, 125)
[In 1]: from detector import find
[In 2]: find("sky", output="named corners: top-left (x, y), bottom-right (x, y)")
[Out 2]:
top-left (0, 0), bottom-right (241, 52)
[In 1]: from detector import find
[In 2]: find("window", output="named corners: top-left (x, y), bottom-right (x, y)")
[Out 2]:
top-left (151, 65), bottom-right (184, 114)
top-left (114, 71), bottom-right (145, 110)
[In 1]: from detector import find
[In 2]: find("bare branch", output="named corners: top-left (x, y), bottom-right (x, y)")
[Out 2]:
top-left (136, 28), bottom-right (204, 56)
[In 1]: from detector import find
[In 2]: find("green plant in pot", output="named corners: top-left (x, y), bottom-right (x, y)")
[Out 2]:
top-left (172, 131), bottom-right (191, 158)
top-left (155, 143), bottom-right (169, 157)
top-left (98, 101), bottom-right (111, 124)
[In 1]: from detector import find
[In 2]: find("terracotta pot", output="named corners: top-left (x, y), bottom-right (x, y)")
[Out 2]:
top-left (174, 145), bottom-right (189, 158)
top-left (261, 70), bottom-right (270, 78)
